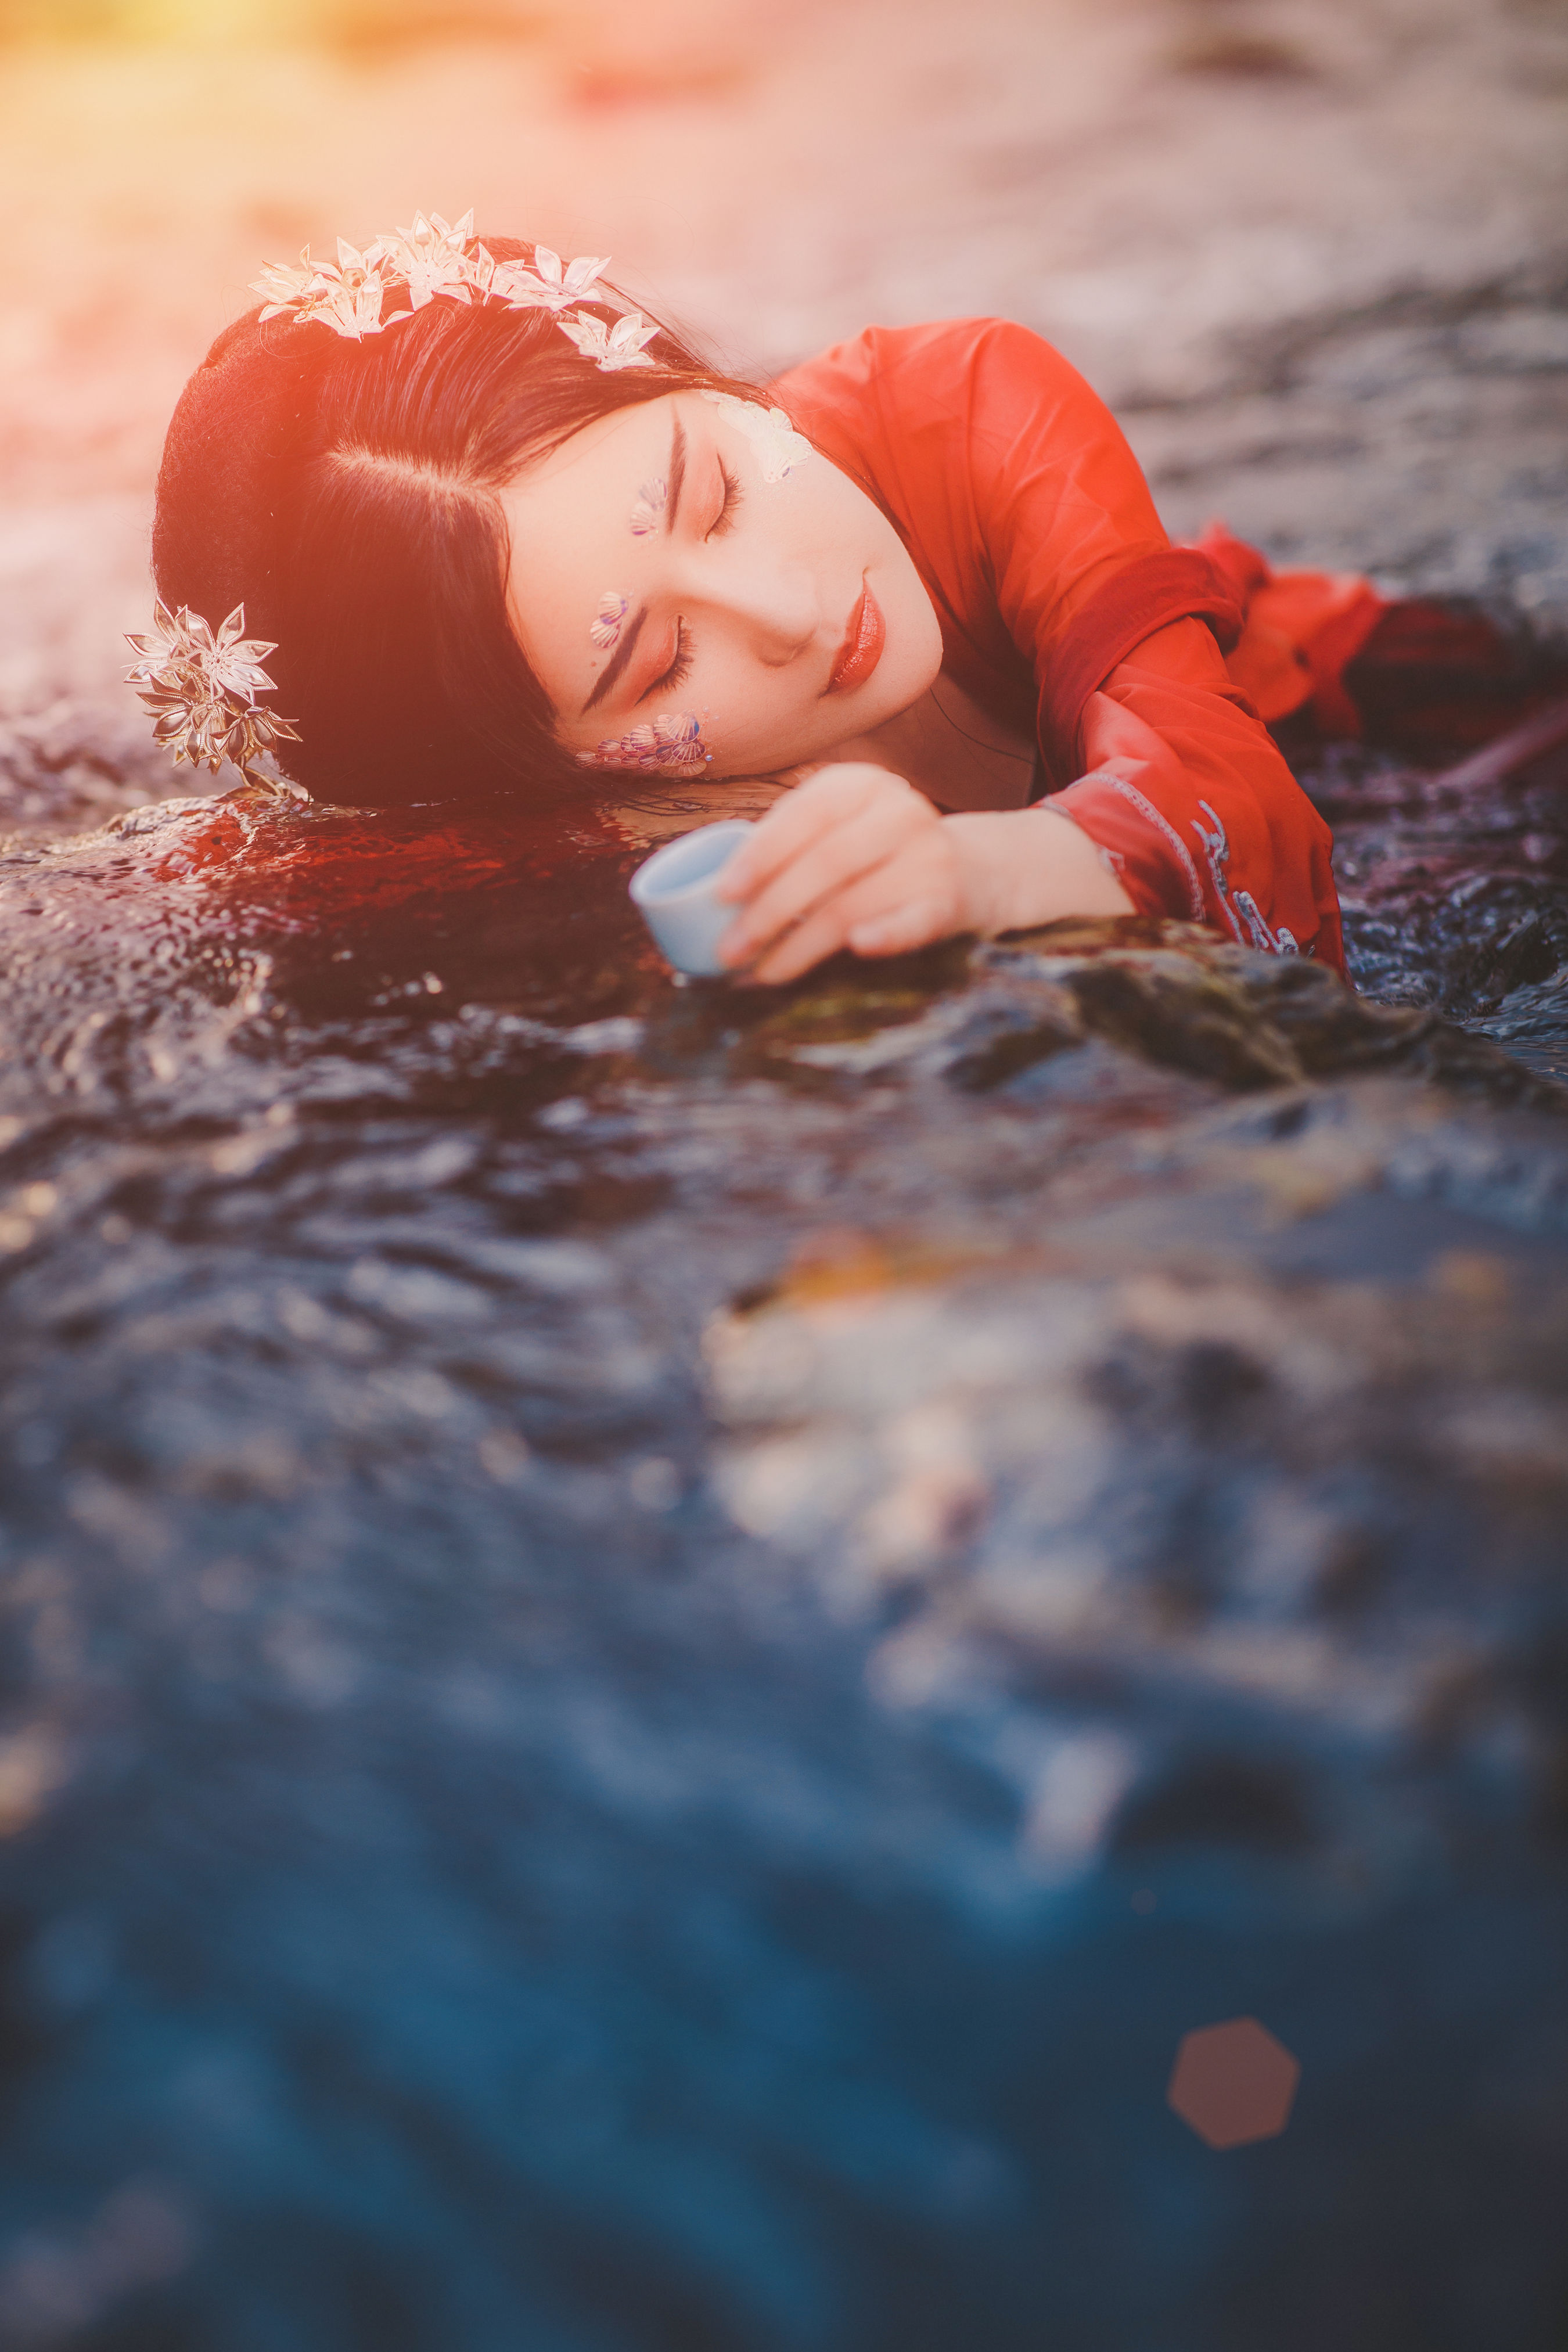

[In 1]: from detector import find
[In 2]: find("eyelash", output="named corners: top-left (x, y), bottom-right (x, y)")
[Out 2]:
top-left (707, 460), bottom-right (743, 538)
top-left (641, 618), bottom-right (693, 703)
top-left (634, 459), bottom-right (740, 704)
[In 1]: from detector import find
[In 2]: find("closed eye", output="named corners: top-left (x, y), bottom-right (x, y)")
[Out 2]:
top-left (638, 618), bottom-right (693, 704)
top-left (706, 460), bottom-right (743, 540)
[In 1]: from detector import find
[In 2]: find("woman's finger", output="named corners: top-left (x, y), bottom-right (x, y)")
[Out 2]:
top-left (744, 901), bottom-right (861, 986)
top-left (716, 764), bottom-right (911, 903)
top-left (846, 896), bottom-right (954, 957)
top-left (714, 772), bottom-right (865, 902)
top-left (719, 783), bottom-right (933, 965)
top-left (743, 835), bottom-right (963, 984)
top-left (833, 837), bottom-right (965, 951)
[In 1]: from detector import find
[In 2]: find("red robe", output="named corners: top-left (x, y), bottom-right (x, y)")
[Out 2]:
top-left (772, 318), bottom-right (1362, 977)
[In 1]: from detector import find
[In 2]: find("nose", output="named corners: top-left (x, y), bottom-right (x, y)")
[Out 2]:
top-left (681, 545), bottom-right (819, 668)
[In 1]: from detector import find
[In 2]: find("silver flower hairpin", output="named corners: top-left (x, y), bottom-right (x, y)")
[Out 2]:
top-left (490, 244), bottom-right (612, 314)
top-left (250, 213), bottom-right (651, 370)
top-left (553, 309), bottom-right (660, 373)
top-left (377, 208), bottom-right (482, 310)
top-left (124, 602), bottom-right (300, 781)
top-left (252, 238), bottom-right (396, 343)
top-left (252, 210), bottom-right (480, 340)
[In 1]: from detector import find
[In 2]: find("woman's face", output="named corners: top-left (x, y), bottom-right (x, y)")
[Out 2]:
top-left (497, 388), bottom-right (944, 781)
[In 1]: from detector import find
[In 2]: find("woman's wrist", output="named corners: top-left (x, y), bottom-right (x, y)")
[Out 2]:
top-left (944, 805), bottom-right (1135, 933)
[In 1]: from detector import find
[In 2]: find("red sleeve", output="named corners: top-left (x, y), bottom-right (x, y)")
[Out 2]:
top-left (772, 319), bottom-right (1346, 975)
top-left (1055, 622), bottom-right (1346, 969)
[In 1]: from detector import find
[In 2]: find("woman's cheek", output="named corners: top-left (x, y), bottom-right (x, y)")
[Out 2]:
top-left (721, 709), bottom-right (829, 778)
top-left (700, 692), bottom-right (793, 776)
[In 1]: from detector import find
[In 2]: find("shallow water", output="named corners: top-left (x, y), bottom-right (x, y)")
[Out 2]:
top-left (1, 714), bottom-right (1566, 2351)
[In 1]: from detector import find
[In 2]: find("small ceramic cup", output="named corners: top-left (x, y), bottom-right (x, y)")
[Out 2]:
top-left (628, 818), bottom-right (754, 977)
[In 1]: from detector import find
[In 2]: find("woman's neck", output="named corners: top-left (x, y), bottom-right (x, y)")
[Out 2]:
top-left (828, 670), bottom-right (1041, 812)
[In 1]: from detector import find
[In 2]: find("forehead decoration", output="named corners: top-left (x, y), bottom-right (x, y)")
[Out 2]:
top-left (699, 391), bottom-right (812, 483)
top-left (630, 479), bottom-right (667, 536)
top-left (589, 592), bottom-right (628, 652)
top-left (578, 711), bottom-right (710, 772)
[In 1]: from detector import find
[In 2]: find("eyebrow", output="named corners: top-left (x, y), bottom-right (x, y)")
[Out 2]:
top-left (580, 603), bottom-right (648, 715)
top-left (579, 415), bottom-right (688, 717)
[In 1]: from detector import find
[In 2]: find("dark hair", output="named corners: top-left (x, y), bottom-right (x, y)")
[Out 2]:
top-left (152, 239), bottom-right (758, 807)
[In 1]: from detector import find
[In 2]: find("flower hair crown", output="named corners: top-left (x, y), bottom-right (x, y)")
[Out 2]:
top-left (249, 208), bottom-right (661, 372)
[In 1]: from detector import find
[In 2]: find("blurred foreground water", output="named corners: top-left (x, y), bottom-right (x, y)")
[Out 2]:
top-left (1, 693), bottom-right (1567, 2349)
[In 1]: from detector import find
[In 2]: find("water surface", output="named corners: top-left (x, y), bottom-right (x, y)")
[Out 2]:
top-left (1, 719), bottom-right (1566, 2350)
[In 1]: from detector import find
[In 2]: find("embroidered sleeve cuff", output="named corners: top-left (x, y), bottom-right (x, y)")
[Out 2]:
top-left (1044, 770), bottom-right (1207, 924)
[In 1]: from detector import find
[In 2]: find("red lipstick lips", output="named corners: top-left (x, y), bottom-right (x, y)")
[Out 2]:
top-left (826, 581), bottom-right (885, 694)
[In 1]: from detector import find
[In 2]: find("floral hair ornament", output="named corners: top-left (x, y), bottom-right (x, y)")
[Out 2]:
top-left (251, 210), bottom-right (483, 340)
top-left (125, 602), bottom-right (301, 782)
top-left (489, 244), bottom-right (613, 314)
top-left (699, 391), bottom-right (812, 483)
top-left (380, 208), bottom-right (484, 310)
top-left (251, 236), bottom-right (397, 342)
top-left (250, 213), bottom-right (653, 369)
top-left (554, 310), bottom-right (660, 373)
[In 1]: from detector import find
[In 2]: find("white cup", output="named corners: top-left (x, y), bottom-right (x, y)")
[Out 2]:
top-left (628, 819), bottom-right (754, 977)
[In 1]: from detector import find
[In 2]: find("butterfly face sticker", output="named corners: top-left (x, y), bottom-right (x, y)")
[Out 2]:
top-left (590, 591), bottom-right (628, 651)
top-left (577, 711), bottom-right (710, 772)
top-left (630, 479), bottom-right (666, 536)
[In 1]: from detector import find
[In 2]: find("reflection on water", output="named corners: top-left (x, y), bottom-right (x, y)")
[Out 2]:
top-left (1, 718), bottom-right (1567, 2350)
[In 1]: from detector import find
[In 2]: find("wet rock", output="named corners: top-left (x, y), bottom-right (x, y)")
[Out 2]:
top-left (1048, 947), bottom-right (1308, 1091)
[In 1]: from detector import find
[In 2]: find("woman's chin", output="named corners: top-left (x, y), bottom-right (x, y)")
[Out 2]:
top-left (837, 656), bottom-right (940, 743)
top-left (869, 600), bottom-right (945, 724)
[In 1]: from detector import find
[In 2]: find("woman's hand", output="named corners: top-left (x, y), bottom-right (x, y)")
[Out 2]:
top-left (714, 762), bottom-right (1134, 984)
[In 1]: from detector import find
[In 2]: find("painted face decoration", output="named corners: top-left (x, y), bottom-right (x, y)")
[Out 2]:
top-left (589, 591), bottom-right (628, 650)
top-left (578, 710), bottom-right (709, 772)
top-left (630, 479), bottom-right (667, 535)
top-left (698, 391), bottom-right (812, 484)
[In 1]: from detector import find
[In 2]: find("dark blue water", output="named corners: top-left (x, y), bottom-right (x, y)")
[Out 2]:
top-left (0, 711), bottom-right (1566, 2351)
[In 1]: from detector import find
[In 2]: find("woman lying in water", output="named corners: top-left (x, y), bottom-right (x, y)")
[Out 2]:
top-left (139, 214), bottom-right (1366, 984)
